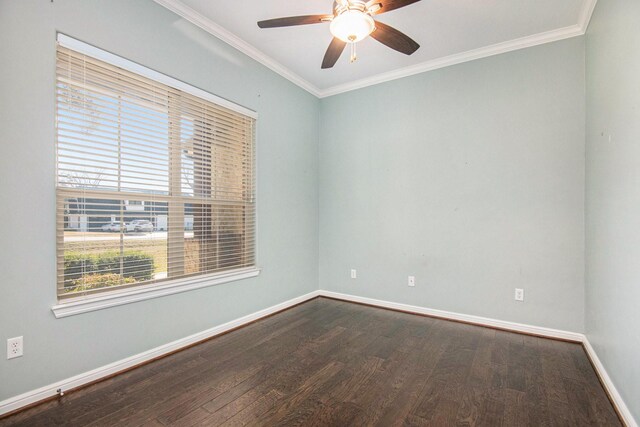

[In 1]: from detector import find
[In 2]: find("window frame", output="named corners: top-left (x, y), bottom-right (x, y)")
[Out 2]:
top-left (52, 34), bottom-right (260, 318)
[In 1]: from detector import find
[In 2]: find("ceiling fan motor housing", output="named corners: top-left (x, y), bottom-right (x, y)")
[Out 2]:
top-left (333, 0), bottom-right (366, 14)
top-left (333, 0), bottom-right (382, 16)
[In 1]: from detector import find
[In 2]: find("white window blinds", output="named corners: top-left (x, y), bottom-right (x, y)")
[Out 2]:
top-left (56, 38), bottom-right (256, 300)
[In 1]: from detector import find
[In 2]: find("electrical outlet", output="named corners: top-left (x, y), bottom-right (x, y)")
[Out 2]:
top-left (514, 288), bottom-right (524, 302)
top-left (350, 269), bottom-right (357, 279)
top-left (408, 276), bottom-right (415, 287)
top-left (7, 336), bottom-right (23, 359)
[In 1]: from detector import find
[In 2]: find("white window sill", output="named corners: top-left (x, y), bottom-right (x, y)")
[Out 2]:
top-left (51, 267), bottom-right (261, 318)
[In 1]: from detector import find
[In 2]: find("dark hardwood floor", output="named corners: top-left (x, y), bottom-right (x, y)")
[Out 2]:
top-left (1, 298), bottom-right (621, 426)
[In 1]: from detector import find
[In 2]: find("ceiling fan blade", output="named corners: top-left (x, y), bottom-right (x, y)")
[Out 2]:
top-left (257, 15), bottom-right (331, 28)
top-left (369, 0), bottom-right (421, 15)
top-left (370, 21), bottom-right (420, 55)
top-left (322, 38), bottom-right (347, 69)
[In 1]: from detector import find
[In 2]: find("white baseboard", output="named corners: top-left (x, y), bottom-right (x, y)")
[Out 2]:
top-left (318, 290), bottom-right (637, 427)
top-left (582, 339), bottom-right (638, 427)
top-left (0, 290), bottom-right (321, 417)
top-left (318, 290), bottom-right (584, 342)
top-left (2, 288), bottom-right (636, 427)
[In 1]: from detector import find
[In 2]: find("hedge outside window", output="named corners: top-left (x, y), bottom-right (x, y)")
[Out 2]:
top-left (56, 39), bottom-right (256, 300)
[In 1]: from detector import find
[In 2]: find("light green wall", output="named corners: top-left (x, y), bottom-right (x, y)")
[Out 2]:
top-left (3, 1), bottom-right (637, 418)
top-left (586, 0), bottom-right (640, 422)
top-left (319, 37), bottom-right (586, 332)
top-left (0, 0), bottom-right (319, 401)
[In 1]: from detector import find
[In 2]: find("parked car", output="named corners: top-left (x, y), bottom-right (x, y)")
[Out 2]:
top-left (130, 219), bottom-right (154, 232)
top-left (100, 222), bottom-right (134, 232)
top-left (101, 222), bottom-right (119, 232)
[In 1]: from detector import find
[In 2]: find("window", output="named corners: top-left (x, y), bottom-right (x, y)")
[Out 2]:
top-left (125, 200), bottom-right (144, 210)
top-left (56, 36), bottom-right (256, 301)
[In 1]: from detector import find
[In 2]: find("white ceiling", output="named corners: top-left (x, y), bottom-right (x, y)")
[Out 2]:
top-left (155, 0), bottom-right (596, 97)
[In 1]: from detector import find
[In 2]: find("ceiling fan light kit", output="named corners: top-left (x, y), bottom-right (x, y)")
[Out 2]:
top-left (257, 0), bottom-right (421, 69)
top-left (330, 10), bottom-right (375, 43)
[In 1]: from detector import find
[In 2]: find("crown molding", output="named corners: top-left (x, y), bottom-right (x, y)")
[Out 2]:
top-left (317, 24), bottom-right (585, 97)
top-left (153, 0), bottom-right (322, 97)
top-left (578, 0), bottom-right (598, 33)
top-left (154, 0), bottom-right (597, 99)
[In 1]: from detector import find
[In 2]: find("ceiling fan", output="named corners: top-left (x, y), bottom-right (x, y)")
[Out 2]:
top-left (257, 0), bottom-right (421, 69)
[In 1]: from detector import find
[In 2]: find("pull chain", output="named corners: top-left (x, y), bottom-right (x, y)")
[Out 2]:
top-left (349, 36), bottom-right (358, 63)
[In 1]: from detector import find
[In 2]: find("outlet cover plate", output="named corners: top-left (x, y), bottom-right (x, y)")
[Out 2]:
top-left (7, 336), bottom-right (23, 359)
top-left (515, 288), bottom-right (524, 302)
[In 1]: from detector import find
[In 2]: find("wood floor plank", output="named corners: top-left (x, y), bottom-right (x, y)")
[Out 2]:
top-left (455, 384), bottom-right (487, 427)
top-left (503, 389), bottom-right (527, 426)
top-left (258, 363), bottom-right (352, 426)
top-left (217, 389), bottom-right (283, 427)
top-left (305, 398), bottom-right (363, 427)
top-left (357, 345), bottom-right (434, 426)
top-left (0, 298), bottom-right (622, 427)
top-left (522, 336), bottom-right (553, 426)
